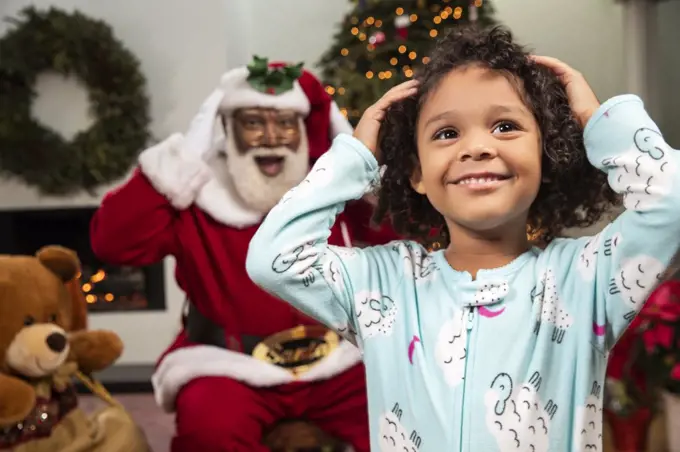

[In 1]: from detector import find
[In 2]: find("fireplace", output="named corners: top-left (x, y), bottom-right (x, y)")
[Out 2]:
top-left (0, 207), bottom-right (165, 313)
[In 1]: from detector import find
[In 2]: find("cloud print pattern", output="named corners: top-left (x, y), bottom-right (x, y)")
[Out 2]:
top-left (604, 127), bottom-right (676, 211)
top-left (435, 310), bottom-right (468, 387)
top-left (378, 404), bottom-right (421, 452)
top-left (355, 290), bottom-right (398, 339)
top-left (611, 254), bottom-right (665, 317)
top-left (485, 372), bottom-right (557, 452)
top-left (246, 96), bottom-right (680, 450)
top-left (572, 381), bottom-right (604, 451)
top-left (577, 226), bottom-right (623, 281)
top-left (532, 269), bottom-right (573, 343)
top-left (394, 242), bottom-right (439, 283)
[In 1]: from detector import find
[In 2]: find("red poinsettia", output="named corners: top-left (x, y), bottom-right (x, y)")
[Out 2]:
top-left (606, 278), bottom-right (680, 418)
top-left (635, 280), bottom-right (680, 393)
top-left (641, 322), bottom-right (674, 352)
top-left (641, 283), bottom-right (680, 322)
top-left (639, 281), bottom-right (680, 350)
top-left (671, 363), bottom-right (680, 381)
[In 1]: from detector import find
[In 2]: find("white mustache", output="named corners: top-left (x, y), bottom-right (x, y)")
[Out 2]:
top-left (247, 147), bottom-right (295, 159)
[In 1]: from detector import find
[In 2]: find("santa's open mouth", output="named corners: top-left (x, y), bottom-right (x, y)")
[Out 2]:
top-left (255, 156), bottom-right (285, 177)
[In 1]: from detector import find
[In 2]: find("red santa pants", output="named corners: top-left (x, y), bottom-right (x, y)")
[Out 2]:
top-left (171, 364), bottom-right (369, 452)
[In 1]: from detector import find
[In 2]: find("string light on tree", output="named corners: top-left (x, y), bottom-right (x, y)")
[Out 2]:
top-left (320, 0), bottom-right (497, 124)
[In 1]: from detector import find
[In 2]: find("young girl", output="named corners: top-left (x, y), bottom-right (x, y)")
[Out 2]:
top-left (246, 25), bottom-right (680, 451)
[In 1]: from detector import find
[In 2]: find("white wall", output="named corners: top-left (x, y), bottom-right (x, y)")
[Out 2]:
top-left (0, 0), bottom-right (229, 365)
top-left (495, 0), bottom-right (626, 101)
top-left (223, 0), bottom-right (353, 74)
top-left (656, 1), bottom-right (680, 148)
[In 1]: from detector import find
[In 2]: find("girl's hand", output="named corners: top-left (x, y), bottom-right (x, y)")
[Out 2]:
top-left (531, 55), bottom-right (600, 128)
top-left (353, 80), bottom-right (419, 161)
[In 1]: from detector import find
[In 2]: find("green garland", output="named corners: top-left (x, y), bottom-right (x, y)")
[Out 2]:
top-left (0, 7), bottom-right (151, 195)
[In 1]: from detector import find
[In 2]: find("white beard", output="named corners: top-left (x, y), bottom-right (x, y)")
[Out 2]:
top-left (222, 119), bottom-right (309, 213)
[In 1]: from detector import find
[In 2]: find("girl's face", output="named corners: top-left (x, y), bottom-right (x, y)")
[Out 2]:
top-left (412, 65), bottom-right (542, 235)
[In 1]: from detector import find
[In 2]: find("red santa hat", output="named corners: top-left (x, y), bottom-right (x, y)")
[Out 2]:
top-left (219, 57), bottom-right (353, 161)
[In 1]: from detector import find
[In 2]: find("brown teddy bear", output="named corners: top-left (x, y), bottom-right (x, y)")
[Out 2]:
top-left (0, 245), bottom-right (149, 451)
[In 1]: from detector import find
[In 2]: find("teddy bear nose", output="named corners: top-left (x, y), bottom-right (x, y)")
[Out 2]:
top-left (46, 332), bottom-right (67, 353)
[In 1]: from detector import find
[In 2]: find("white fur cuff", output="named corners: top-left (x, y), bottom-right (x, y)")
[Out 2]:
top-left (138, 134), bottom-right (213, 209)
top-left (219, 67), bottom-right (311, 115)
top-left (151, 340), bottom-right (363, 412)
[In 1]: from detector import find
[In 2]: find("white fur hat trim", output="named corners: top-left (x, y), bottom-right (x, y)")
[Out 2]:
top-left (218, 67), bottom-right (311, 115)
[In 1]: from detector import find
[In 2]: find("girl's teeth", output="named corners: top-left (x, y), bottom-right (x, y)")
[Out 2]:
top-left (460, 177), bottom-right (499, 185)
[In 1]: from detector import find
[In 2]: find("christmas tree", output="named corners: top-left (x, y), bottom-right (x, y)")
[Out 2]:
top-left (319, 0), bottom-right (497, 125)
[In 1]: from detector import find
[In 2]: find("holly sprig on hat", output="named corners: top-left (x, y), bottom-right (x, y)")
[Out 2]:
top-left (246, 56), bottom-right (304, 95)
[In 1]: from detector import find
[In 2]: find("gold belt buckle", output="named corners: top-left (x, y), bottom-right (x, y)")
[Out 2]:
top-left (251, 325), bottom-right (340, 376)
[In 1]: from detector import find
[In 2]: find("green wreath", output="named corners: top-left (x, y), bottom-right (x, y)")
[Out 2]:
top-left (0, 7), bottom-right (151, 195)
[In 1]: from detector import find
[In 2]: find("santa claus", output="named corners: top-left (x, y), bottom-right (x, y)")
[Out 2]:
top-left (90, 57), bottom-right (397, 452)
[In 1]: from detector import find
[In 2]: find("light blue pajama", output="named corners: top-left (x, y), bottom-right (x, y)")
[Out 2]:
top-left (246, 95), bottom-right (680, 451)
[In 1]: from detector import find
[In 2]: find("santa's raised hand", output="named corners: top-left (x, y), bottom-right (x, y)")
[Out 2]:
top-left (183, 89), bottom-right (226, 158)
top-left (139, 89), bottom-right (225, 209)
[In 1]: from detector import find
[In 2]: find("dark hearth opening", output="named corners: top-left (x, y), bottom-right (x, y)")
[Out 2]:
top-left (0, 207), bottom-right (165, 313)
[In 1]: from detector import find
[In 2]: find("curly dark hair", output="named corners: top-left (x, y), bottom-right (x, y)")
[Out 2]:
top-left (373, 25), bottom-right (620, 247)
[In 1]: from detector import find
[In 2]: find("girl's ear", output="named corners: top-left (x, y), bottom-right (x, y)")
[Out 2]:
top-left (410, 164), bottom-right (426, 195)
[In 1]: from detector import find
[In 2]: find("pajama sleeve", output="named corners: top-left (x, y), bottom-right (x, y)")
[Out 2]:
top-left (568, 95), bottom-right (680, 351)
top-left (246, 134), bottom-right (403, 348)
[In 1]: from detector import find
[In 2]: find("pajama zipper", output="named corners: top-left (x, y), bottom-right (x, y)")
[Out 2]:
top-left (459, 307), bottom-right (475, 452)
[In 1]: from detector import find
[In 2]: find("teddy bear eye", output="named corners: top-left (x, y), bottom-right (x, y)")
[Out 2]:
top-left (48, 314), bottom-right (58, 323)
top-left (23, 316), bottom-right (35, 326)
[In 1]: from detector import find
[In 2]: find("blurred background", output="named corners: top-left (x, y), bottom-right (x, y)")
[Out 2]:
top-left (0, 0), bottom-right (678, 450)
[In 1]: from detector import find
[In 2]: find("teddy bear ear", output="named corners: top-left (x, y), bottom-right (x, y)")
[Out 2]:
top-left (36, 245), bottom-right (81, 282)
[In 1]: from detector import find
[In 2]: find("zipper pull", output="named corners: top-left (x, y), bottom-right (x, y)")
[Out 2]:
top-left (466, 308), bottom-right (474, 331)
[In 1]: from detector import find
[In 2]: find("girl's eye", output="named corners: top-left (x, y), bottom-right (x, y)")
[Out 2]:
top-left (493, 121), bottom-right (519, 134)
top-left (433, 129), bottom-right (458, 141)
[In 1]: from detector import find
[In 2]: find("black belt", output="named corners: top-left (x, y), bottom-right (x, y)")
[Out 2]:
top-left (184, 301), bottom-right (262, 355)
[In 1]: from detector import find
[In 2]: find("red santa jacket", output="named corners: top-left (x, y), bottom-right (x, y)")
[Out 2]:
top-left (90, 137), bottom-right (398, 411)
